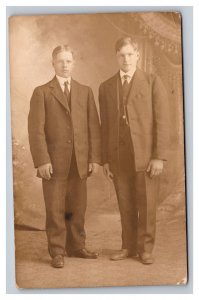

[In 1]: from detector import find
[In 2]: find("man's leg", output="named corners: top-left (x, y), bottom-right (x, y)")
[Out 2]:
top-left (113, 171), bottom-right (138, 254)
top-left (65, 175), bottom-right (87, 253)
top-left (135, 172), bottom-right (160, 263)
top-left (42, 178), bottom-right (67, 260)
top-left (111, 132), bottom-right (138, 259)
top-left (65, 151), bottom-right (98, 258)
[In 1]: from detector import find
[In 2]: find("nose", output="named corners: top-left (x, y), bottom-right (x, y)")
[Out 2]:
top-left (63, 61), bottom-right (67, 67)
top-left (123, 55), bottom-right (128, 63)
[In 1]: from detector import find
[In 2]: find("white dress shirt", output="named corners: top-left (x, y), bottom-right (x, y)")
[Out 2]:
top-left (56, 75), bottom-right (71, 92)
top-left (120, 68), bottom-right (136, 85)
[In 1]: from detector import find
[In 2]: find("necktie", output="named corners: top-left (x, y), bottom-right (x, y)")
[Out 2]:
top-left (64, 81), bottom-right (71, 108)
top-left (122, 75), bottom-right (130, 125)
top-left (122, 75), bottom-right (129, 105)
top-left (64, 81), bottom-right (70, 98)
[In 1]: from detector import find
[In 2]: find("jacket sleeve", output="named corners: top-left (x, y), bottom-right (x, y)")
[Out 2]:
top-left (98, 83), bottom-right (109, 165)
top-left (28, 87), bottom-right (51, 168)
top-left (87, 87), bottom-right (101, 164)
top-left (152, 74), bottom-right (170, 161)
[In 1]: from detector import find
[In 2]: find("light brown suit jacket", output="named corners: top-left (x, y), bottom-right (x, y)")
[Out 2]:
top-left (28, 76), bottom-right (101, 179)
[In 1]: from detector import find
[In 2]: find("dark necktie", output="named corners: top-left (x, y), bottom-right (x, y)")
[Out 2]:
top-left (121, 75), bottom-right (130, 125)
top-left (122, 75), bottom-right (129, 105)
top-left (64, 81), bottom-right (71, 108)
top-left (64, 81), bottom-right (70, 98)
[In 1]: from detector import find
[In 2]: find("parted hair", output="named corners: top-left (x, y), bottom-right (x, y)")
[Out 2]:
top-left (52, 45), bottom-right (74, 59)
top-left (115, 37), bottom-right (139, 52)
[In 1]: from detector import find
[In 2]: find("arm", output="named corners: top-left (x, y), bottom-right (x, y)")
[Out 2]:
top-left (98, 84), bottom-right (114, 180)
top-left (28, 87), bottom-right (52, 179)
top-left (87, 87), bottom-right (101, 171)
top-left (152, 74), bottom-right (170, 160)
top-left (147, 75), bottom-right (170, 178)
top-left (98, 83), bottom-right (109, 165)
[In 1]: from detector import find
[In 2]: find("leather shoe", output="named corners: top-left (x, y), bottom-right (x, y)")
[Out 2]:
top-left (139, 252), bottom-right (154, 264)
top-left (110, 249), bottom-right (136, 261)
top-left (68, 248), bottom-right (98, 259)
top-left (51, 255), bottom-right (64, 268)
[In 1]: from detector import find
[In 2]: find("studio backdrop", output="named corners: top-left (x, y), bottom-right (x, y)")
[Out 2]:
top-left (9, 12), bottom-right (185, 230)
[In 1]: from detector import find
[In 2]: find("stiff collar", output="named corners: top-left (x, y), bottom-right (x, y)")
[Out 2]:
top-left (56, 75), bottom-right (72, 86)
top-left (119, 68), bottom-right (136, 80)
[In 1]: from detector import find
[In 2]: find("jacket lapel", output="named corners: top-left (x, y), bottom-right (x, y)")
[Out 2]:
top-left (70, 79), bottom-right (79, 115)
top-left (107, 73), bottom-right (120, 112)
top-left (50, 76), bottom-right (70, 112)
top-left (127, 69), bottom-right (146, 104)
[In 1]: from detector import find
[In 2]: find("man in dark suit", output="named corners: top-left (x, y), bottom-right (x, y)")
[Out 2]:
top-left (99, 37), bottom-right (170, 264)
top-left (28, 45), bottom-right (101, 268)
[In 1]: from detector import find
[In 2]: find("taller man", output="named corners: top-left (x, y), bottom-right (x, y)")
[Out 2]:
top-left (28, 45), bottom-right (101, 268)
top-left (99, 37), bottom-right (170, 264)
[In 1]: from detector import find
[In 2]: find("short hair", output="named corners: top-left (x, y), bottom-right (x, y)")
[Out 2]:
top-left (52, 45), bottom-right (74, 60)
top-left (115, 37), bottom-right (139, 53)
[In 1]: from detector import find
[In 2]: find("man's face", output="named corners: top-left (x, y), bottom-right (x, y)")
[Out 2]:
top-left (52, 50), bottom-right (74, 78)
top-left (116, 44), bottom-right (139, 73)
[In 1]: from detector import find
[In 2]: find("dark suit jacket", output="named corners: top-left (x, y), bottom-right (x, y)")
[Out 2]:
top-left (28, 76), bottom-right (101, 179)
top-left (99, 68), bottom-right (170, 172)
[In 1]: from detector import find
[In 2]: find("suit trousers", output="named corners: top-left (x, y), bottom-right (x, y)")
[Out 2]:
top-left (113, 124), bottom-right (159, 255)
top-left (42, 150), bottom-right (87, 258)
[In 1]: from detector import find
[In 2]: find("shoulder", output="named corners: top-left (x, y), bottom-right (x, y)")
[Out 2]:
top-left (72, 79), bottom-right (90, 90)
top-left (72, 80), bottom-right (95, 100)
top-left (99, 73), bottom-right (118, 89)
top-left (32, 78), bottom-right (54, 94)
top-left (135, 68), bottom-right (164, 87)
top-left (72, 79), bottom-right (93, 93)
top-left (135, 68), bottom-right (155, 81)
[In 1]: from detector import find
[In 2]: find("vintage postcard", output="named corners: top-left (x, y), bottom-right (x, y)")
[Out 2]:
top-left (9, 11), bottom-right (187, 288)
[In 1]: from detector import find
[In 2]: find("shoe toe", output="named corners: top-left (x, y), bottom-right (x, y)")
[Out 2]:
top-left (139, 252), bottom-right (154, 264)
top-left (51, 255), bottom-right (64, 268)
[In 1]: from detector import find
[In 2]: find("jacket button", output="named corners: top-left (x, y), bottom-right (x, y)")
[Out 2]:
top-left (67, 140), bottom-right (72, 143)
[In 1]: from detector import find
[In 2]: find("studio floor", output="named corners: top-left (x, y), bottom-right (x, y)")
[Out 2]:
top-left (15, 195), bottom-right (187, 289)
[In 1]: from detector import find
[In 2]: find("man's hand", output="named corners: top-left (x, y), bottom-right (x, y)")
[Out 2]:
top-left (103, 163), bottom-right (114, 181)
top-left (146, 159), bottom-right (164, 178)
top-left (38, 163), bottom-right (53, 180)
top-left (88, 163), bottom-right (100, 175)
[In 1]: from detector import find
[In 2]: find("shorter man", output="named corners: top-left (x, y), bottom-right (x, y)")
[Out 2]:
top-left (99, 37), bottom-right (170, 264)
top-left (28, 45), bottom-right (101, 267)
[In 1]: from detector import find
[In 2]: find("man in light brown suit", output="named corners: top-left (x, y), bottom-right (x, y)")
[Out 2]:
top-left (28, 45), bottom-right (101, 268)
top-left (99, 37), bottom-right (170, 264)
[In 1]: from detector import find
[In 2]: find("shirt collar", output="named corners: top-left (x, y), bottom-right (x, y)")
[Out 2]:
top-left (56, 75), bottom-right (71, 86)
top-left (120, 68), bottom-right (136, 80)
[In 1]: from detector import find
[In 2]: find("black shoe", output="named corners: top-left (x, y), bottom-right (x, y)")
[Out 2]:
top-left (69, 248), bottom-right (98, 259)
top-left (139, 252), bottom-right (154, 265)
top-left (110, 249), bottom-right (137, 261)
top-left (110, 249), bottom-right (129, 261)
top-left (51, 255), bottom-right (64, 268)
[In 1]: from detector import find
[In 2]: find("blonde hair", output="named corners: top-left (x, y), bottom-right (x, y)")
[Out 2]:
top-left (115, 37), bottom-right (139, 52)
top-left (52, 45), bottom-right (74, 59)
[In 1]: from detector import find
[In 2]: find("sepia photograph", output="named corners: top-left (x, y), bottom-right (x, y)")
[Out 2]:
top-left (9, 11), bottom-right (187, 289)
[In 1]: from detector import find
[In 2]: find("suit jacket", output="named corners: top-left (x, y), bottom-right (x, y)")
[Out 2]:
top-left (99, 68), bottom-right (170, 172)
top-left (28, 76), bottom-right (101, 179)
